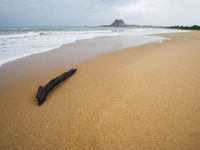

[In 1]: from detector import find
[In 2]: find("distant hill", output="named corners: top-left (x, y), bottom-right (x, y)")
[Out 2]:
top-left (110, 19), bottom-right (128, 27)
top-left (100, 19), bottom-right (128, 27)
top-left (99, 19), bottom-right (200, 30)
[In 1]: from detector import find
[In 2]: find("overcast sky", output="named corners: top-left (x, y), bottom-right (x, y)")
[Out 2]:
top-left (0, 0), bottom-right (199, 26)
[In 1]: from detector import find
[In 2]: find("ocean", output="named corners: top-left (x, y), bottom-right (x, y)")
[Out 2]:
top-left (0, 26), bottom-right (185, 66)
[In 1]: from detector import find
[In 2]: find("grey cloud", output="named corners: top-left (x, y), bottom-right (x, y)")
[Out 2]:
top-left (0, 0), bottom-right (199, 26)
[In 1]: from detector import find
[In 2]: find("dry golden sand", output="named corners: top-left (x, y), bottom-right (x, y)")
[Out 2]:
top-left (0, 31), bottom-right (200, 150)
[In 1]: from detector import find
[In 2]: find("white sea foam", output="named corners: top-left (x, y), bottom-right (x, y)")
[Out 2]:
top-left (0, 27), bottom-right (188, 66)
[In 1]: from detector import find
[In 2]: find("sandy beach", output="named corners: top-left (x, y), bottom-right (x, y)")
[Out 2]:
top-left (0, 31), bottom-right (200, 150)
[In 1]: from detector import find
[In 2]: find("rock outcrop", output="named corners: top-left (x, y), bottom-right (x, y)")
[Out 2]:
top-left (110, 19), bottom-right (128, 27)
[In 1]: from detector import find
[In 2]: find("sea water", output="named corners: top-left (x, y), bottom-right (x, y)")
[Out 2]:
top-left (0, 26), bottom-right (186, 66)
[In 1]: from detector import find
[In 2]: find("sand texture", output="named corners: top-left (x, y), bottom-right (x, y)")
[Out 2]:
top-left (0, 31), bottom-right (200, 150)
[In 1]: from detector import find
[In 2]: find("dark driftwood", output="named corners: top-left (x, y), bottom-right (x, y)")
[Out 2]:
top-left (36, 68), bottom-right (77, 106)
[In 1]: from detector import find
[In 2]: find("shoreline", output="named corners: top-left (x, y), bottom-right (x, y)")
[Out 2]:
top-left (0, 34), bottom-right (166, 67)
top-left (0, 29), bottom-right (187, 67)
top-left (0, 34), bottom-right (169, 89)
top-left (0, 31), bottom-right (200, 149)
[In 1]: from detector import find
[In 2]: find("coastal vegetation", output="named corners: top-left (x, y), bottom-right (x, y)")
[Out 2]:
top-left (167, 25), bottom-right (200, 30)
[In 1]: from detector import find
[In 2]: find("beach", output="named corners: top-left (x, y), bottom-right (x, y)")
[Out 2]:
top-left (0, 31), bottom-right (200, 149)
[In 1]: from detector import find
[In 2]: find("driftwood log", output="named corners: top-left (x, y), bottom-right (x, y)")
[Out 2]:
top-left (36, 68), bottom-right (77, 106)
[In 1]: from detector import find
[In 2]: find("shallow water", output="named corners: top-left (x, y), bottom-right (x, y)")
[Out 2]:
top-left (0, 26), bottom-right (186, 65)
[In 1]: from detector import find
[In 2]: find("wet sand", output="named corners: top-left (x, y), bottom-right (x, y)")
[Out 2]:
top-left (0, 35), bottom-right (166, 89)
top-left (0, 31), bottom-right (200, 150)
